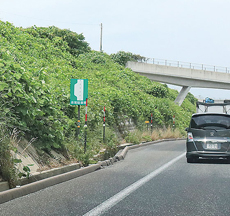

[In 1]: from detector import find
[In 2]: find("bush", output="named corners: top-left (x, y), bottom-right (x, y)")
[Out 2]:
top-left (0, 127), bottom-right (19, 188)
top-left (145, 83), bottom-right (169, 98)
top-left (110, 51), bottom-right (146, 66)
top-left (125, 130), bottom-right (143, 144)
top-left (24, 26), bottom-right (91, 56)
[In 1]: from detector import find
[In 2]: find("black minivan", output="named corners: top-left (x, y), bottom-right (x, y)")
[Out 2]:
top-left (186, 113), bottom-right (230, 163)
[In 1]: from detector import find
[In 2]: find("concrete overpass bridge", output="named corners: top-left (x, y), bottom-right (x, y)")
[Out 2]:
top-left (126, 58), bottom-right (230, 106)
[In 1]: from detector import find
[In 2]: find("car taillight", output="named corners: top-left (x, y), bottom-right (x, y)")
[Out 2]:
top-left (187, 132), bottom-right (193, 141)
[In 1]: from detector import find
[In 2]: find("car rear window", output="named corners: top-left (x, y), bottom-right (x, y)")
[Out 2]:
top-left (191, 115), bottom-right (230, 129)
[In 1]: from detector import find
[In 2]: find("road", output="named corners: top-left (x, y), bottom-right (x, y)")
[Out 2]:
top-left (1, 140), bottom-right (230, 216)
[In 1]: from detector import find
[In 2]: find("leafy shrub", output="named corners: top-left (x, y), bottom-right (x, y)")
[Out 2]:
top-left (24, 26), bottom-right (91, 56)
top-left (0, 130), bottom-right (18, 188)
top-left (110, 51), bottom-right (146, 66)
top-left (186, 92), bottom-right (198, 105)
top-left (125, 130), bottom-right (143, 144)
top-left (102, 127), bottom-right (119, 159)
top-left (145, 83), bottom-right (169, 98)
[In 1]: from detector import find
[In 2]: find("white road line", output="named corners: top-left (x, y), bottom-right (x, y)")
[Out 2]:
top-left (83, 152), bottom-right (186, 216)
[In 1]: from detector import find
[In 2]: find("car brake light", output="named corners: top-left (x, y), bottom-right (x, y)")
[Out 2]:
top-left (187, 132), bottom-right (193, 141)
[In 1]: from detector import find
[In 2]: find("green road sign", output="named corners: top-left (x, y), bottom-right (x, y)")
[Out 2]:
top-left (70, 79), bottom-right (88, 105)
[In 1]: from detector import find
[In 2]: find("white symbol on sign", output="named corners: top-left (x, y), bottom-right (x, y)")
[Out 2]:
top-left (74, 79), bottom-right (84, 101)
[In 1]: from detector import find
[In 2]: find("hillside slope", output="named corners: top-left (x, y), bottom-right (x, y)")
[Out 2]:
top-left (0, 21), bottom-right (196, 161)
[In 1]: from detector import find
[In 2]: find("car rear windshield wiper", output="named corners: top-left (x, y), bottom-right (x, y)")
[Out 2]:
top-left (196, 126), bottom-right (206, 130)
top-left (196, 127), bottom-right (217, 132)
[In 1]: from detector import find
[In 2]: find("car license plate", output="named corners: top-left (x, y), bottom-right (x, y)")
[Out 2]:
top-left (206, 144), bottom-right (220, 150)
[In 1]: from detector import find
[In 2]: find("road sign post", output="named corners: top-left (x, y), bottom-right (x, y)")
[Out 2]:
top-left (103, 106), bottom-right (105, 143)
top-left (145, 121), bottom-right (149, 130)
top-left (70, 79), bottom-right (88, 105)
top-left (77, 105), bottom-right (80, 137)
top-left (151, 113), bottom-right (153, 133)
top-left (70, 79), bottom-right (88, 150)
top-left (173, 115), bottom-right (175, 129)
top-left (84, 98), bottom-right (88, 154)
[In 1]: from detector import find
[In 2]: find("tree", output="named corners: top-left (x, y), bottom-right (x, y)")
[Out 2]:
top-left (24, 26), bottom-right (91, 56)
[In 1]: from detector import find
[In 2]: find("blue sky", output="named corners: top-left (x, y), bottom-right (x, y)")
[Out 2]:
top-left (1, 0), bottom-right (230, 99)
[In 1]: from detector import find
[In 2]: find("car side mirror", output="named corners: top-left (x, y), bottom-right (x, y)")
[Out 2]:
top-left (185, 127), bottom-right (188, 132)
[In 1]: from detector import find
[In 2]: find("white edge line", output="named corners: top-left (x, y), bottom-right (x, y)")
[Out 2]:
top-left (83, 152), bottom-right (186, 216)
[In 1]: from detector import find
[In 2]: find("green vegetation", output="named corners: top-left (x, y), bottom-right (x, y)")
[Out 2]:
top-left (0, 21), bottom-right (197, 184)
top-left (110, 51), bottom-right (146, 66)
top-left (125, 127), bottom-right (182, 145)
top-left (0, 127), bottom-right (18, 188)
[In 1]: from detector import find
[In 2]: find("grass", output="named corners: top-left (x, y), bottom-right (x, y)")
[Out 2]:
top-left (152, 127), bottom-right (181, 140)
top-left (125, 127), bottom-right (183, 144)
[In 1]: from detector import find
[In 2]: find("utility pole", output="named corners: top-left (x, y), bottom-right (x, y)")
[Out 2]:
top-left (100, 23), bottom-right (103, 52)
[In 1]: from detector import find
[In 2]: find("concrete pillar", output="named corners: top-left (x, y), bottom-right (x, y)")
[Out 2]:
top-left (174, 86), bottom-right (191, 106)
top-left (223, 105), bottom-right (227, 114)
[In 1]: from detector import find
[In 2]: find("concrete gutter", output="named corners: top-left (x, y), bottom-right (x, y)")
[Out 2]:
top-left (0, 138), bottom-right (185, 204)
top-left (0, 164), bottom-right (100, 204)
top-left (0, 182), bottom-right (9, 193)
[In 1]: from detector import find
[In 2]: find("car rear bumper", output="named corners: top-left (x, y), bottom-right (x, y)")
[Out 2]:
top-left (186, 151), bottom-right (230, 159)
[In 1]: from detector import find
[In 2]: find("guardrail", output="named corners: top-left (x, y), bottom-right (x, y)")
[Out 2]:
top-left (138, 58), bottom-right (230, 73)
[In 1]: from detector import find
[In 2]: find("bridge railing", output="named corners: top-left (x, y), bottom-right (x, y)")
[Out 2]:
top-left (138, 58), bottom-right (230, 73)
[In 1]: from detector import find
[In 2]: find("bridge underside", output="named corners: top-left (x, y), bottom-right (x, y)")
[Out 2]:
top-left (126, 61), bottom-right (230, 106)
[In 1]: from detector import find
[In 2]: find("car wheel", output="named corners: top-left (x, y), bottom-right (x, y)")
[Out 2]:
top-left (187, 158), bottom-right (197, 163)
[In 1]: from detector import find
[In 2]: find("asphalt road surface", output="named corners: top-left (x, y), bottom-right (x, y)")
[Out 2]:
top-left (1, 140), bottom-right (230, 216)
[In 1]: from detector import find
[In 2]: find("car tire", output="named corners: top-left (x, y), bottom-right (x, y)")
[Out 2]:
top-left (187, 158), bottom-right (197, 163)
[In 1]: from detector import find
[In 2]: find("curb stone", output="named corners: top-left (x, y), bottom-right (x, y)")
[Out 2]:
top-left (0, 138), bottom-right (185, 204)
top-left (0, 164), bottom-right (100, 204)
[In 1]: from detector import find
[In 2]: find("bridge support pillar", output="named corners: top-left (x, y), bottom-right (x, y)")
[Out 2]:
top-left (174, 86), bottom-right (191, 106)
